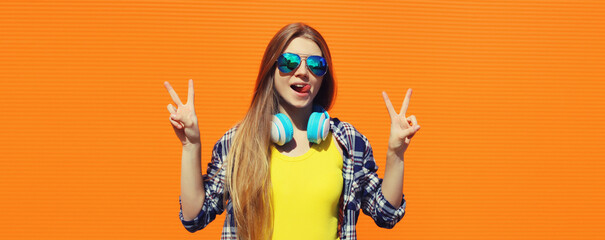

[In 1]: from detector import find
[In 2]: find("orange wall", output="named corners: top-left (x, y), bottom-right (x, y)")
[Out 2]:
top-left (1, 1), bottom-right (604, 239)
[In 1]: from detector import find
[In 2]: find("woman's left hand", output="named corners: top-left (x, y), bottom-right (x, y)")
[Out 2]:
top-left (382, 89), bottom-right (421, 157)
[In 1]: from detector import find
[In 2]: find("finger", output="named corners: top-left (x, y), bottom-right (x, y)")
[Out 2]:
top-left (407, 115), bottom-right (417, 126)
top-left (164, 81), bottom-right (184, 107)
top-left (170, 112), bottom-right (183, 124)
top-left (169, 116), bottom-right (184, 129)
top-left (408, 124), bottom-right (420, 139)
top-left (402, 115), bottom-right (410, 128)
top-left (167, 104), bottom-right (177, 114)
top-left (399, 126), bottom-right (420, 143)
top-left (399, 88), bottom-right (412, 116)
top-left (398, 129), bottom-right (411, 141)
top-left (172, 112), bottom-right (192, 128)
top-left (382, 91), bottom-right (397, 119)
top-left (187, 79), bottom-right (195, 105)
top-left (168, 104), bottom-right (184, 127)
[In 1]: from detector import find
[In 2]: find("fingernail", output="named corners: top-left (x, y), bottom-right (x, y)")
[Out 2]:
top-left (415, 125), bottom-right (421, 130)
top-left (171, 114), bottom-right (176, 119)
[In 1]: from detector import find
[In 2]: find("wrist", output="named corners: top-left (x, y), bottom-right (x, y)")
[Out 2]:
top-left (387, 147), bottom-right (404, 160)
top-left (182, 142), bottom-right (201, 151)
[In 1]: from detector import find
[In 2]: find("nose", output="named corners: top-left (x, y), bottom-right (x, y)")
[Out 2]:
top-left (293, 59), bottom-right (309, 78)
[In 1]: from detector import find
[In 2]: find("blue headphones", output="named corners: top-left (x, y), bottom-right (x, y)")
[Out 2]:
top-left (271, 105), bottom-right (330, 146)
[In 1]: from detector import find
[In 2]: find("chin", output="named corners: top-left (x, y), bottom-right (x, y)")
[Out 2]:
top-left (290, 101), bottom-right (313, 109)
top-left (283, 98), bottom-right (313, 109)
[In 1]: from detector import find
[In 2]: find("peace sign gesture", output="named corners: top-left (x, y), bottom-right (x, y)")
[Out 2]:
top-left (164, 79), bottom-right (201, 146)
top-left (382, 89), bottom-right (421, 157)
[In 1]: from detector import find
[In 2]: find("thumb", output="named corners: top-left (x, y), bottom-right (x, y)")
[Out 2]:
top-left (170, 114), bottom-right (185, 128)
top-left (399, 125), bottom-right (420, 139)
top-left (407, 125), bottom-right (421, 139)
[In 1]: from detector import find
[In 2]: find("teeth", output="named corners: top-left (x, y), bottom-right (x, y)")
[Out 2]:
top-left (295, 84), bottom-right (304, 87)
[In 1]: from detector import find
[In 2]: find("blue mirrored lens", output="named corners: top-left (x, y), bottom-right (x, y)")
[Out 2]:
top-left (307, 56), bottom-right (327, 76)
top-left (277, 53), bottom-right (301, 73)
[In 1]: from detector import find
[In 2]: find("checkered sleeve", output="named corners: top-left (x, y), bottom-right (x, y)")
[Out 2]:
top-left (179, 131), bottom-right (231, 233)
top-left (358, 134), bottom-right (407, 229)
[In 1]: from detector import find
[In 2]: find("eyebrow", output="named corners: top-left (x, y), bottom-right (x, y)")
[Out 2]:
top-left (284, 52), bottom-right (323, 57)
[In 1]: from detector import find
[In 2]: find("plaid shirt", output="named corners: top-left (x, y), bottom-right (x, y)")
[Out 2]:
top-left (179, 118), bottom-right (406, 239)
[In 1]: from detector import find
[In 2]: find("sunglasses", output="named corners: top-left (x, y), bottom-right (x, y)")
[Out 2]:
top-left (276, 53), bottom-right (328, 77)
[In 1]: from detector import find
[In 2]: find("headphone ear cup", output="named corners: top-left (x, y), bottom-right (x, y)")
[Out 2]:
top-left (319, 114), bottom-right (329, 141)
top-left (270, 119), bottom-right (282, 145)
top-left (307, 106), bottom-right (331, 144)
top-left (307, 112), bottom-right (321, 144)
top-left (320, 110), bottom-right (330, 140)
top-left (272, 113), bottom-right (293, 146)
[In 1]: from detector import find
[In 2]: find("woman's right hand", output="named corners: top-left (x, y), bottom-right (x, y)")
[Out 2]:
top-left (164, 79), bottom-right (201, 147)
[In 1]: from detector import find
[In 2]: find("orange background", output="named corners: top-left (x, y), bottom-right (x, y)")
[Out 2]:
top-left (1, 1), bottom-right (604, 239)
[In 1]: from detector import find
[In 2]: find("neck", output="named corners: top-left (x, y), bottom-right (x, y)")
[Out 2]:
top-left (278, 103), bottom-right (313, 131)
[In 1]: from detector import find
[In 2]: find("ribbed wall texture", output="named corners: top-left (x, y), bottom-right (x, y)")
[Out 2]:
top-left (1, 0), bottom-right (604, 239)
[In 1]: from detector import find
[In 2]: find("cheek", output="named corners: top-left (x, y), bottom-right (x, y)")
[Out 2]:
top-left (313, 76), bottom-right (324, 90)
top-left (274, 70), bottom-right (289, 91)
top-left (273, 69), bottom-right (281, 84)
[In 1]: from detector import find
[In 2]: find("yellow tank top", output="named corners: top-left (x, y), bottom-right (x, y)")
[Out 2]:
top-left (270, 132), bottom-right (343, 240)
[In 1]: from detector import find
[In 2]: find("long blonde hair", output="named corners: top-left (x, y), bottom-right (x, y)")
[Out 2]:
top-left (224, 23), bottom-right (336, 240)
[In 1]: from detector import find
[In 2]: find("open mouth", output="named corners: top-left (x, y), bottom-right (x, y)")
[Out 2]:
top-left (291, 84), bottom-right (310, 93)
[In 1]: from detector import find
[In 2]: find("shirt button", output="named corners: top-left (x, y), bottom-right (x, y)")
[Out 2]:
top-left (347, 202), bottom-right (357, 210)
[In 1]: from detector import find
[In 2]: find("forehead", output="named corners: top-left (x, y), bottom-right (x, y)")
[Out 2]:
top-left (283, 37), bottom-right (322, 56)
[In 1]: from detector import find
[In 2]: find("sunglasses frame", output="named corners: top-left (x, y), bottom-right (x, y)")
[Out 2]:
top-left (276, 52), bottom-right (328, 77)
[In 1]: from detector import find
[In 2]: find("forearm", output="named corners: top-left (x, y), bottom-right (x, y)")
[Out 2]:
top-left (180, 143), bottom-right (206, 221)
top-left (381, 149), bottom-right (404, 208)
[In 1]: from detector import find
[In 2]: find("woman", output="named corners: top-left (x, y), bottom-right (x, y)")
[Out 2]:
top-left (164, 22), bottom-right (420, 240)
